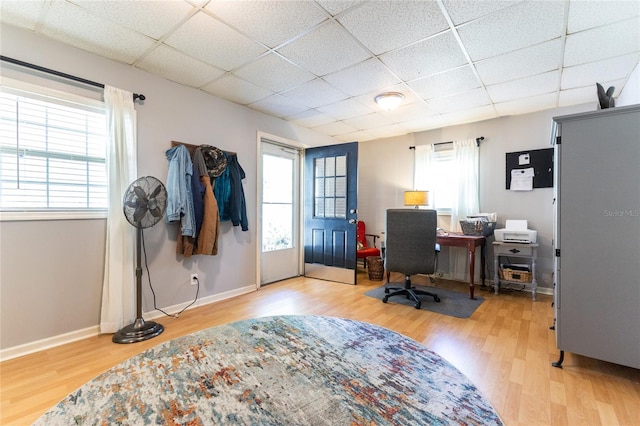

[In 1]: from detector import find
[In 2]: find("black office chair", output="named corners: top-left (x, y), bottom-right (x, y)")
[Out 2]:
top-left (383, 209), bottom-right (440, 309)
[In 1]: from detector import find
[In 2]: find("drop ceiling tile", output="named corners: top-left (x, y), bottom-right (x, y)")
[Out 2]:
top-left (334, 130), bottom-right (375, 142)
top-left (316, 98), bottom-right (375, 120)
top-left (343, 113), bottom-right (393, 130)
top-left (249, 94), bottom-right (309, 118)
top-left (475, 38), bottom-right (561, 85)
top-left (366, 123), bottom-right (410, 139)
top-left (163, 12), bottom-right (266, 71)
top-left (323, 58), bottom-right (401, 97)
top-left (564, 18), bottom-right (640, 67)
top-left (337, 1), bottom-right (448, 55)
top-left (558, 77), bottom-right (624, 107)
top-left (378, 102), bottom-right (438, 123)
top-left (494, 92), bottom-right (557, 116)
top-left (442, 0), bottom-right (522, 26)
top-left (567, 0), bottom-right (640, 34)
top-left (287, 109), bottom-right (337, 127)
top-left (277, 21), bottom-right (371, 76)
top-left (201, 74), bottom-right (273, 105)
top-left (315, 0), bottom-right (363, 16)
top-left (487, 70), bottom-right (559, 103)
top-left (398, 114), bottom-right (448, 133)
top-left (0, 0), bottom-right (45, 31)
top-left (428, 88), bottom-right (491, 114)
top-left (312, 120), bottom-right (358, 137)
top-left (561, 53), bottom-right (640, 90)
top-left (408, 66), bottom-right (480, 100)
top-left (380, 31), bottom-right (467, 81)
top-left (136, 45), bottom-right (225, 87)
top-left (234, 53), bottom-right (315, 93)
top-left (458, 1), bottom-right (564, 61)
top-left (280, 78), bottom-right (348, 108)
top-left (557, 85), bottom-right (599, 107)
top-left (40, 1), bottom-right (156, 65)
top-left (205, 1), bottom-right (329, 48)
top-left (71, 0), bottom-right (194, 40)
top-left (438, 104), bottom-right (497, 126)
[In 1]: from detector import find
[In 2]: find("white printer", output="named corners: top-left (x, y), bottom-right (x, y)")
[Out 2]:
top-left (494, 220), bottom-right (537, 243)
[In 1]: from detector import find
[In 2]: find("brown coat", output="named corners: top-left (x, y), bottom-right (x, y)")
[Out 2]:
top-left (194, 175), bottom-right (220, 255)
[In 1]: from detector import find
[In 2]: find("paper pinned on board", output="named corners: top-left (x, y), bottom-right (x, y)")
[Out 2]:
top-left (511, 167), bottom-right (534, 191)
top-left (518, 153), bottom-right (530, 165)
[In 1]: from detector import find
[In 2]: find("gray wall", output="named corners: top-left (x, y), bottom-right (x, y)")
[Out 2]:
top-left (0, 24), bottom-right (336, 351)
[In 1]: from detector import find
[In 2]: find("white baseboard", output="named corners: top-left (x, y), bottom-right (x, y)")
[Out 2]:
top-left (0, 325), bottom-right (100, 362)
top-left (0, 285), bottom-right (257, 362)
top-left (145, 285), bottom-right (256, 320)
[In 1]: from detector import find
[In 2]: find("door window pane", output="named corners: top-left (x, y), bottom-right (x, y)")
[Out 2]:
top-left (262, 153), bottom-right (294, 252)
top-left (314, 155), bottom-right (347, 218)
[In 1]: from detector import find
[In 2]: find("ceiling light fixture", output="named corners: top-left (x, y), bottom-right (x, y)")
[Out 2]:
top-left (374, 92), bottom-right (405, 111)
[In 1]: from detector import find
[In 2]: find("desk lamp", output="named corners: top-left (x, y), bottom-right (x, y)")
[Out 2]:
top-left (404, 190), bottom-right (428, 209)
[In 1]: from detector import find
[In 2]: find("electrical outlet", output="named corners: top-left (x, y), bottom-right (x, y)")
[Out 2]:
top-left (190, 274), bottom-right (198, 286)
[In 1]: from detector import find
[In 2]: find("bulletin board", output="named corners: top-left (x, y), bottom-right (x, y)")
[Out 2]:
top-left (505, 148), bottom-right (554, 189)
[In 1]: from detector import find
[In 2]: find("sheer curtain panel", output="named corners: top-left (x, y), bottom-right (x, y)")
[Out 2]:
top-left (450, 139), bottom-right (479, 232)
top-left (100, 86), bottom-right (137, 334)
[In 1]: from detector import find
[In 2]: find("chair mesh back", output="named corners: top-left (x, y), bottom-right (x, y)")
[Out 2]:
top-left (384, 209), bottom-right (437, 276)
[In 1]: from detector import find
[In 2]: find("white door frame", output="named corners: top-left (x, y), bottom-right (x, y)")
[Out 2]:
top-left (256, 132), bottom-right (305, 289)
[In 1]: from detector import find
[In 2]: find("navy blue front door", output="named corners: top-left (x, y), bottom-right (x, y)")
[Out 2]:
top-left (303, 142), bottom-right (358, 284)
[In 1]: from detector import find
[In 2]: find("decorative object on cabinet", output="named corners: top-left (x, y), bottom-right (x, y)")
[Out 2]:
top-left (596, 82), bottom-right (615, 109)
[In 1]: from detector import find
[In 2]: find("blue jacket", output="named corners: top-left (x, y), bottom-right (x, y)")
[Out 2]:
top-left (214, 152), bottom-right (248, 231)
top-left (165, 145), bottom-right (195, 237)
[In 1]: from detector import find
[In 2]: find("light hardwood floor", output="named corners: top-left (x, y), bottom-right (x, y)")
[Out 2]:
top-left (2, 272), bottom-right (639, 425)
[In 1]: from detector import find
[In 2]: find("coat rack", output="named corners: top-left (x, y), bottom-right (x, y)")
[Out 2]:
top-left (171, 140), bottom-right (236, 156)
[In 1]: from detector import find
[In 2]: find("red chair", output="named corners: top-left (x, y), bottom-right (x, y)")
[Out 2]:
top-left (356, 221), bottom-right (381, 269)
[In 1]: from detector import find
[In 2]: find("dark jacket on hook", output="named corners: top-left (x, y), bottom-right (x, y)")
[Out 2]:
top-left (227, 153), bottom-right (248, 231)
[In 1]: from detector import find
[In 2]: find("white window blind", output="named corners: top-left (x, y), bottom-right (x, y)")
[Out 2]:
top-left (0, 86), bottom-right (107, 215)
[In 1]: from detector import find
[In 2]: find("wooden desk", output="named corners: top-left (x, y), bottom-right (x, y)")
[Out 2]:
top-left (436, 233), bottom-right (487, 299)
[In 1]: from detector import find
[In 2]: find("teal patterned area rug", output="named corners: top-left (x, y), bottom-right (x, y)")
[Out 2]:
top-left (35, 315), bottom-right (503, 425)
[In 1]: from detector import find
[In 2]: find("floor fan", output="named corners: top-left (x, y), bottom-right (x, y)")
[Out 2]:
top-left (113, 176), bottom-right (167, 344)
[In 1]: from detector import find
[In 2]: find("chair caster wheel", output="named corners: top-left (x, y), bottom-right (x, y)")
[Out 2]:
top-left (414, 302), bottom-right (421, 309)
top-left (382, 296), bottom-right (389, 303)
top-left (434, 296), bottom-right (441, 302)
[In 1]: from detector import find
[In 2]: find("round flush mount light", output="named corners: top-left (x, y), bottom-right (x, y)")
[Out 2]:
top-left (374, 92), bottom-right (405, 111)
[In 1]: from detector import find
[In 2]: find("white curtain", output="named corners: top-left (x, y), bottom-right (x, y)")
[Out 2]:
top-left (414, 144), bottom-right (434, 196)
top-left (450, 138), bottom-right (479, 232)
top-left (414, 139), bottom-right (480, 280)
top-left (100, 86), bottom-right (137, 334)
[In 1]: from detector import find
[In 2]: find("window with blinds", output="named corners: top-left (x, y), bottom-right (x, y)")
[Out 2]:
top-left (0, 86), bottom-right (107, 216)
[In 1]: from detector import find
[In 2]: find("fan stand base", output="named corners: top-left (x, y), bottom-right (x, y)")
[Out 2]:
top-left (112, 317), bottom-right (164, 344)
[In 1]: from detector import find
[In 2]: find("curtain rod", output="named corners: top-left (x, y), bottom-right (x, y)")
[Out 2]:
top-left (409, 136), bottom-right (485, 150)
top-left (0, 55), bottom-right (146, 102)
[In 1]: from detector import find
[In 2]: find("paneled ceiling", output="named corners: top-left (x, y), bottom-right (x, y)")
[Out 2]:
top-left (1, 0), bottom-right (639, 142)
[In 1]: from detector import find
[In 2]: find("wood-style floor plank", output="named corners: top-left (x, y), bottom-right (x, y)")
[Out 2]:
top-left (1, 272), bottom-right (639, 425)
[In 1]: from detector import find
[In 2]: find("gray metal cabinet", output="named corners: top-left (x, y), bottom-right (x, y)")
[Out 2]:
top-left (552, 104), bottom-right (640, 369)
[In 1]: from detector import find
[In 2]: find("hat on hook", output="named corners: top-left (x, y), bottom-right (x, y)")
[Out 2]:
top-left (200, 145), bottom-right (228, 177)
